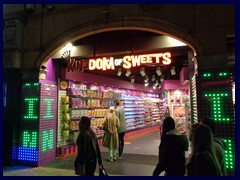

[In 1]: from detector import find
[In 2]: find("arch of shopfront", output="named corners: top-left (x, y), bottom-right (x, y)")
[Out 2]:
top-left (33, 17), bottom-right (201, 71)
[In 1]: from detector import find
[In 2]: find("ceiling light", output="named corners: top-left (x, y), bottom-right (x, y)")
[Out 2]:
top-left (144, 75), bottom-right (149, 82)
top-left (171, 66), bottom-right (176, 75)
top-left (125, 69), bottom-right (131, 77)
top-left (130, 76), bottom-right (135, 83)
top-left (156, 67), bottom-right (162, 76)
top-left (155, 80), bottom-right (159, 86)
top-left (117, 68), bottom-right (122, 76)
top-left (144, 82), bottom-right (149, 86)
top-left (160, 75), bottom-right (164, 83)
top-left (151, 75), bottom-right (155, 81)
top-left (140, 67), bottom-right (146, 76)
top-left (153, 85), bottom-right (157, 89)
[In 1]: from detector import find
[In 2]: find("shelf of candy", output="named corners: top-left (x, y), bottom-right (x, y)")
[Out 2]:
top-left (151, 104), bottom-right (161, 123)
top-left (175, 117), bottom-right (187, 135)
top-left (143, 100), bottom-right (153, 124)
top-left (70, 109), bottom-right (90, 120)
top-left (70, 120), bottom-right (79, 131)
top-left (158, 99), bottom-right (166, 122)
top-left (93, 108), bottom-right (107, 118)
top-left (91, 118), bottom-right (105, 138)
top-left (69, 87), bottom-right (114, 99)
top-left (70, 98), bottom-right (113, 109)
top-left (122, 95), bottom-right (145, 130)
top-left (144, 112), bottom-right (152, 126)
top-left (125, 115), bottom-right (145, 130)
top-left (70, 131), bottom-right (79, 144)
top-left (126, 119), bottom-right (135, 130)
top-left (124, 100), bottom-right (144, 111)
top-left (113, 92), bottom-right (122, 100)
top-left (173, 103), bottom-right (187, 135)
top-left (69, 87), bottom-right (101, 98)
top-left (60, 96), bottom-right (70, 141)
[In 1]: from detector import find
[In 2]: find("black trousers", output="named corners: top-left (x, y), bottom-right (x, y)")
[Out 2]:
top-left (118, 132), bottom-right (125, 155)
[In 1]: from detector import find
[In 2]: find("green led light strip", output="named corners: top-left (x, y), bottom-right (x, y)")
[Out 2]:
top-left (224, 139), bottom-right (234, 170)
top-left (203, 73), bottom-right (211, 77)
top-left (43, 98), bottom-right (54, 119)
top-left (218, 72), bottom-right (228, 77)
top-left (42, 130), bottom-right (54, 152)
top-left (22, 131), bottom-right (38, 148)
top-left (24, 98), bottom-right (39, 119)
top-left (204, 93), bottom-right (230, 122)
top-left (203, 72), bottom-right (228, 78)
top-left (24, 82), bottom-right (40, 87)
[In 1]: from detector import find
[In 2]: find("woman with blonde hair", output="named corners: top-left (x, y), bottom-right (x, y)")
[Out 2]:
top-left (103, 107), bottom-right (120, 162)
top-left (187, 123), bottom-right (222, 176)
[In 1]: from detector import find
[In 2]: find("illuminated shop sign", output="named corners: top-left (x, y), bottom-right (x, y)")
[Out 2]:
top-left (67, 52), bottom-right (171, 72)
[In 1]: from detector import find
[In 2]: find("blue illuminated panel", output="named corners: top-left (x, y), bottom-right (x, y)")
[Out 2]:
top-left (18, 147), bottom-right (38, 162)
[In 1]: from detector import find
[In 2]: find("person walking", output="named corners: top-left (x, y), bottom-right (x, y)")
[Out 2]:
top-left (74, 116), bottom-right (103, 176)
top-left (200, 117), bottom-right (227, 176)
top-left (152, 117), bottom-right (189, 176)
top-left (104, 107), bottom-right (120, 162)
top-left (187, 123), bottom-right (222, 176)
top-left (114, 99), bottom-right (126, 158)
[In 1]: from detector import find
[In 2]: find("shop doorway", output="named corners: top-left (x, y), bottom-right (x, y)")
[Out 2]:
top-left (45, 30), bottom-right (193, 156)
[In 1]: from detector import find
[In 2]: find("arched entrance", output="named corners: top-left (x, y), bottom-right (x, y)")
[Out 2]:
top-left (39, 25), bottom-right (193, 160)
top-left (34, 17), bottom-right (201, 69)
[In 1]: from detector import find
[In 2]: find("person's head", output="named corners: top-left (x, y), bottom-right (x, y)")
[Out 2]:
top-left (190, 123), bottom-right (214, 153)
top-left (78, 116), bottom-right (91, 131)
top-left (109, 106), bottom-right (115, 113)
top-left (190, 123), bottom-right (221, 175)
top-left (200, 117), bottom-right (216, 135)
top-left (114, 99), bottom-right (120, 106)
top-left (161, 117), bottom-right (175, 140)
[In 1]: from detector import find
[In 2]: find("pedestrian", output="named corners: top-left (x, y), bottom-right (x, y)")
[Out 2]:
top-left (200, 117), bottom-right (227, 175)
top-left (187, 123), bottom-right (222, 176)
top-left (74, 116), bottom-right (103, 176)
top-left (114, 99), bottom-right (126, 158)
top-left (103, 106), bottom-right (120, 161)
top-left (152, 117), bottom-right (189, 176)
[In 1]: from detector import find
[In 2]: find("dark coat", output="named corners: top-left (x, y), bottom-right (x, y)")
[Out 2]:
top-left (74, 130), bottom-right (102, 167)
top-left (187, 150), bottom-right (221, 176)
top-left (153, 129), bottom-right (189, 176)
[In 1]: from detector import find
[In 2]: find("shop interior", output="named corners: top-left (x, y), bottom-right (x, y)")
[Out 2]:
top-left (40, 30), bottom-right (193, 154)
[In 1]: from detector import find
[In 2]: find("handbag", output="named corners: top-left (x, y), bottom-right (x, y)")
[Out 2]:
top-left (102, 119), bottom-right (108, 131)
top-left (75, 164), bottom-right (85, 176)
top-left (99, 165), bottom-right (108, 176)
top-left (102, 131), bottom-right (109, 147)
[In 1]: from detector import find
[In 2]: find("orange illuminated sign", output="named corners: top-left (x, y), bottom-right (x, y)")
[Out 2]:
top-left (67, 52), bottom-right (171, 72)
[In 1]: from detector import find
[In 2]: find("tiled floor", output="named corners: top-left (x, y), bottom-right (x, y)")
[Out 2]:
top-left (3, 130), bottom-right (165, 176)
